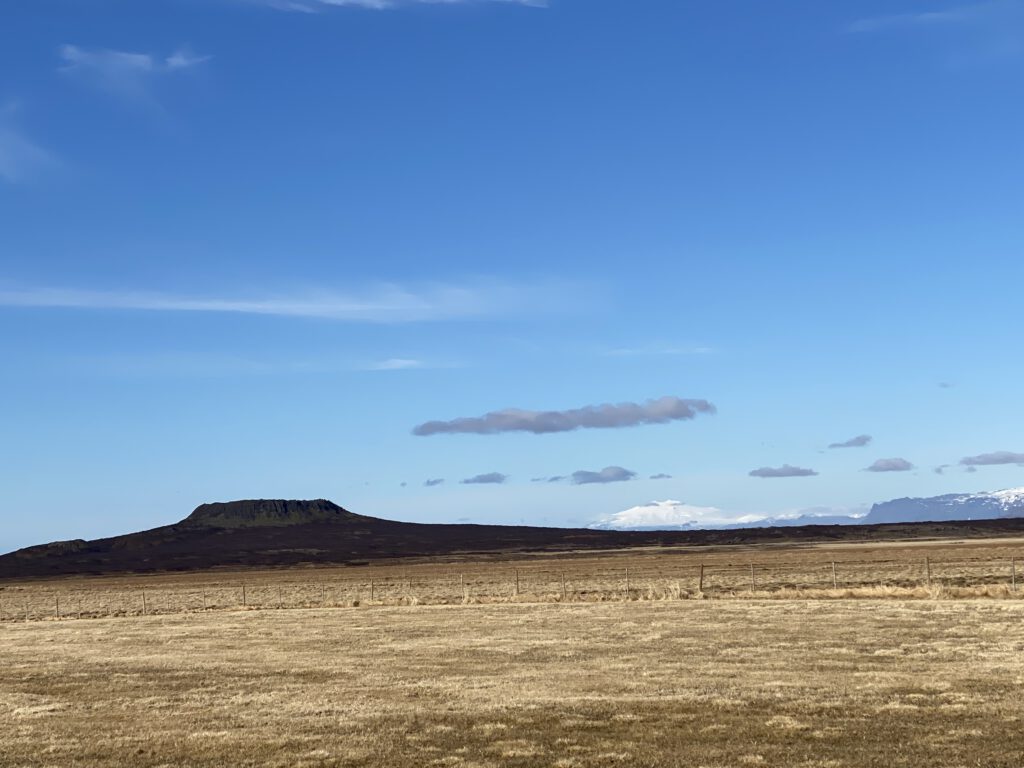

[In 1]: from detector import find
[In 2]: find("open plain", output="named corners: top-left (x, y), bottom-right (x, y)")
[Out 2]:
top-left (3, 536), bottom-right (1024, 768)
top-left (2, 599), bottom-right (1024, 768)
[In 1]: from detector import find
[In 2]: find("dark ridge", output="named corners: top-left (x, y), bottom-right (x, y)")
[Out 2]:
top-left (182, 499), bottom-right (368, 529)
top-left (2, 500), bottom-right (1024, 580)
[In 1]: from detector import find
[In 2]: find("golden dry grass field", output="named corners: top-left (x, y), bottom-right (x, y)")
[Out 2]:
top-left (3, 600), bottom-right (1024, 767)
top-left (2, 536), bottom-right (1022, 620)
top-left (2, 537), bottom-right (1024, 767)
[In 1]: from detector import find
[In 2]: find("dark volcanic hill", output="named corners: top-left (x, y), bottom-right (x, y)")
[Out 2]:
top-left (3, 498), bottom-right (1024, 580)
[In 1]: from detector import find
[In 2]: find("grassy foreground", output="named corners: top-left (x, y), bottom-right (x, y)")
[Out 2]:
top-left (2, 600), bottom-right (1023, 767)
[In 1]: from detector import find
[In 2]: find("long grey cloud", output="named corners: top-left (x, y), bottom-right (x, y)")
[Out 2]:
top-left (413, 396), bottom-right (716, 437)
top-left (571, 466), bottom-right (637, 485)
top-left (461, 472), bottom-right (508, 485)
top-left (829, 434), bottom-right (872, 449)
top-left (960, 451), bottom-right (1024, 467)
top-left (749, 465), bottom-right (818, 479)
top-left (423, 478), bottom-right (445, 487)
top-left (865, 458), bottom-right (914, 473)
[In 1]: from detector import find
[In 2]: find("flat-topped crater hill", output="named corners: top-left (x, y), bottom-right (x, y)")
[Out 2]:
top-left (181, 499), bottom-right (374, 529)
top-left (3, 498), bottom-right (1024, 580)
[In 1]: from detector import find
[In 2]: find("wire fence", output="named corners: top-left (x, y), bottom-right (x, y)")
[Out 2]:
top-left (0, 555), bottom-right (1020, 623)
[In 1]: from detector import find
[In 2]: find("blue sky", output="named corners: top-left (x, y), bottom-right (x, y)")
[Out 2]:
top-left (1, 0), bottom-right (1023, 552)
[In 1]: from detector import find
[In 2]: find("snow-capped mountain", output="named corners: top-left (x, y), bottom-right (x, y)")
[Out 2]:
top-left (588, 500), bottom-right (865, 531)
top-left (863, 487), bottom-right (1024, 524)
top-left (590, 488), bottom-right (1024, 531)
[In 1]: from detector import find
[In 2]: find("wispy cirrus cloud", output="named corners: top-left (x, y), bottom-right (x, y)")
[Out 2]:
top-left (0, 281), bottom-right (543, 324)
top-left (847, 1), bottom-right (1024, 62)
top-left (59, 44), bottom-right (210, 108)
top-left (244, 0), bottom-right (545, 12)
top-left (865, 458), bottom-right (915, 473)
top-left (749, 465), bottom-right (818, 479)
top-left (0, 106), bottom-right (56, 184)
top-left (413, 396), bottom-right (716, 437)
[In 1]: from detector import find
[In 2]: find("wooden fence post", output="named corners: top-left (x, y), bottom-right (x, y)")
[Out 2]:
top-left (460, 574), bottom-right (465, 601)
top-left (832, 562), bottom-right (838, 589)
top-left (55, 595), bottom-right (60, 620)
top-left (925, 557), bottom-right (932, 588)
top-left (514, 569), bottom-right (520, 597)
top-left (242, 584), bottom-right (247, 607)
top-left (1012, 558), bottom-right (1017, 593)
top-left (749, 564), bottom-right (756, 590)
top-left (624, 567), bottom-right (630, 599)
top-left (698, 564), bottom-right (705, 593)
top-left (370, 579), bottom-right (375, 602)
top-left (561, 572), bottom-right (567, 602)
top-left (142, 590), bottom-right (148, 616)
top-left (321, 584), bottom-right (326, 606)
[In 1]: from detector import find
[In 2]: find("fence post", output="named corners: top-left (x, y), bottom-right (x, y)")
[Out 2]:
top-left (24, 599), bottom-right (30, 623)
top-left (142, 590), bottom-right (148, 616)
top-left (832, 562), bottom-right (838, 589)
top-left (750, 564), bottom-right (756, 591)
top-left (321, 584), bottom-right (326, 606)
top-left (242, 584), bottom-right (247, 608)
top-left (561, 572), bottom-right (567, 602)
top-left (698, 564), bottom-right (705, 593)
top-left (514, 570), bottom-right (520, 597)
top-left (925, 557), bottom-right (932, 588)
top-left (1012, 558), bottom-right (1017, 593)
top-left (55, 595), bottom-right (60, 620)
top-left (460, 574), bottom-right (465, 601)
top-left (370, 579), bottom-right (375, 602)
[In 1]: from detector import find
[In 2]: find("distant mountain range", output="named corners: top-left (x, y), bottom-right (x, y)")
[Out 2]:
top-left (3, 493), bottom-right (1024, 578)
top-left (590, 488), bottom-right (1024, 531)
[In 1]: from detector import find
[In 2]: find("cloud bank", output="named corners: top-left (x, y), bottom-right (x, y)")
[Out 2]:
top-left (461, 472), bottom-right (508, 485)
top-left (571, 466), bottom-right (637, 485)
top-left (829, 434), bottom-right (872, 449)
top-left (413, 396), bottom-right (716, 436)
top-left (960, 451), bottom-right (1024, 467)
top-left (749, 465), bottom-right (818, 479)
top-left (865, 458), bottom-right (914, 473)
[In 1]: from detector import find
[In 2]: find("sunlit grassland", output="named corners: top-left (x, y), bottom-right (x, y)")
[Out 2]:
top-left (2, 598), bottom-right (1023, 767)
